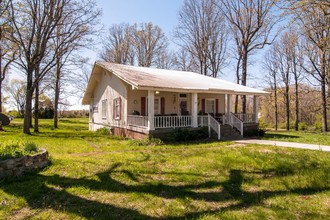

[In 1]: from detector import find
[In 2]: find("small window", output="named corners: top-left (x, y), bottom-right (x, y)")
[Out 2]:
top-left (179, 94), bottom-right (187, 98)
top-left (93, 102), bottom-right (98, 112)
top-left (113, 97), bottom-right (121, 120)
top-left (101, 99), bottom-right (107, 119)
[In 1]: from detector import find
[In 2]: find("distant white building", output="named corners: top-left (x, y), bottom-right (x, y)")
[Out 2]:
top-left (82, 62), bottom-right (268, 139)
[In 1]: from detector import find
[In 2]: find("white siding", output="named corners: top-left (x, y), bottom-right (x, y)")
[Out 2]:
top-left (89, 69), bottom-right (127, 131)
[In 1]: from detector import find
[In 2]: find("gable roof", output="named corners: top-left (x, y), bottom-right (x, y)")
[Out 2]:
top-left (82, 61), bottom-right (268, 105)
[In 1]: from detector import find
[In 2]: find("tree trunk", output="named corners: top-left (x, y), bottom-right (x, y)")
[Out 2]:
top-left (285, 84), bottom-right (290, 131)
top-left (235, 56), bottom-right (241, 114)
top-left (0, 79), bottom-right (2, 113)
top-left (274, 78), bottom-right (278, 131)
top-left (241, 49), bottom-right (248, 114)
top-left (321, 79), bottom-right (328, 132)
top-left (23, 88), bottom-right (33, 134)
top-left (34, 82), bottom-right (39, 132)
top-left (320, 52), bottom-right (328, 132)
top-left (0, 26), bottom-right (2, 113)
top-left (294, 76), bottom-right (299, 131)
top-left (54, 68), bottom-right (60, 129)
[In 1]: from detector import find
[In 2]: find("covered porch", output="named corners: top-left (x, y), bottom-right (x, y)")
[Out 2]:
top-left (126, 89), bottom-right (259, 138)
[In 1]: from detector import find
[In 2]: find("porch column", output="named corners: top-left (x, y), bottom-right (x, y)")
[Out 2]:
top-left (226, 94), bottom-right (232, 114)
top-left (148, 90), bottom-right (155, 130)
top-left (253, 95), bottom-right (259, 123)
top-left (191, 93), bottom-right (198, 127)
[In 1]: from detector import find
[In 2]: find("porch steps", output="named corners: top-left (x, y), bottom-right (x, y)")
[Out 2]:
top-left (220, 125), bottom-right (243, 140)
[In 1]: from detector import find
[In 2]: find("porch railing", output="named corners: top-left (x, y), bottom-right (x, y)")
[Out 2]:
top-left (154, 115), bottom-right (192, 129)
top-left (198, 115), bottom-right (208, 127)
top-left (234, 113), bottom-right (256, 123)
top-left (208, 114), bottom-right (221, 140)
top-left (127, 115), bottom-right (148, 128)
top-left (224, 113), bottom-right (244, 136)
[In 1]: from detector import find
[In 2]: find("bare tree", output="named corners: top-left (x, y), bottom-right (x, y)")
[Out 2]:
top-left (174, 0), bottom-right (227, 78)
top-left (6, 79), bottom-right (26, 116)
top-left (132, 22), bottom-right (168, 67)
top-left (155, 50), bottom-right (177, 70)
top-left (9, 0), bottom-right (66, 134)
top-left (219, 0), bottom-right (280, 113)
top-left (263, 50), bottom-right (279, 131)
top-left (290, 1), bottom-right (330, 132)
top-left (100, 23), bottom-right (135, 65)
top-left (175, 48), bottom-right (198, 72)
top-left (0, 0), bottom-right (15, 114)
top-left (52, 0), bottom-right (101, 129)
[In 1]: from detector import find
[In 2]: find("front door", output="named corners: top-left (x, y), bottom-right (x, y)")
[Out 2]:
top-left (154, 97), bottom-right (160, 115)
top-left (145, 97), bottom-right (161, 115)
top-left (205, 99), bottom-right (215, 114)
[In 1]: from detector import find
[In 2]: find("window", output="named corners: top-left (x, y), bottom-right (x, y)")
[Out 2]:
top-left (93, 102), bottom-right (98, 112)
top-left (101, 99), bottom-right (107, 119)
top-left (113, 97), bottom-right (121, 120)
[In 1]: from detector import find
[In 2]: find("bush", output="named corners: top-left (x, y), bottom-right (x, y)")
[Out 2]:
top-left (298, 122), bottom-right (307, 131)
top-left (314, 121), bottom-right (323, 131)
top-left (95, 127), bottom-right (111, 135)
top-left (0, 140), bottom-right (39, 160)
top-left (165, 127), bottom-right (209, 142)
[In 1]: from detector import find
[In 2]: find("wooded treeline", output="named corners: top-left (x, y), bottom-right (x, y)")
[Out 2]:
top-left (0, 0), bottom-right (329, 133)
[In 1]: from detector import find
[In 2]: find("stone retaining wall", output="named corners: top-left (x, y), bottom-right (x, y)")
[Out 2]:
top-left (0, 149), bottom-right (50, 178)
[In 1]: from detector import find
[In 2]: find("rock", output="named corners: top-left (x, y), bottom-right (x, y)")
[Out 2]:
top-left (0, 113), bottom-right (10, 126)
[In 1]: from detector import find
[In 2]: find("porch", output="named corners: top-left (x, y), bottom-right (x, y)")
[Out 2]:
top-left (127, 113), bottom-right (258, 138)
top-left (126, 89), bottom-right (260, 139)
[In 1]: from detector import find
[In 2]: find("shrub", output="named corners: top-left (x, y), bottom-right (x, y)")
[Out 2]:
top-left (95, 127), bottom-right (111, 135)
top-left (165, 127), bottom-right (209, 142)
top-left (0, 140), bottom-right (39, 160)
top-left (298, 122), bottom-right (307, 131)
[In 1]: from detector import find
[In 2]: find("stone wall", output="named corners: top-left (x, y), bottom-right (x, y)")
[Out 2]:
top-left (0, 149), bottom-right (50, 178)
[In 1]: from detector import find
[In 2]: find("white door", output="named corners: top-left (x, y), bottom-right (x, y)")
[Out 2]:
top-left (205, 99), bottom-right (215, 114)
top-left (154, 97), bottom-right (160, 115)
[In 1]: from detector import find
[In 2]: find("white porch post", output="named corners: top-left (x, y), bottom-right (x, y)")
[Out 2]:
top-left (226, 94), bottom-right (232, 114)
top-left (191, 93), bottom-right (198, 127)
top-left (253, 95), bottom-right (259, 123)
top-left (148, 90), bottom-right (155, 130)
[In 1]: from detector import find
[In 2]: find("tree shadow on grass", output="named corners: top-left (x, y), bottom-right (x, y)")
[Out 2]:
top-left (0, 164), bottom-right (329, 219)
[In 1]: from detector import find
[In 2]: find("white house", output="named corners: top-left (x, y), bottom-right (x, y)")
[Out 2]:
top-left (82, 62), bottom-right (268, 139)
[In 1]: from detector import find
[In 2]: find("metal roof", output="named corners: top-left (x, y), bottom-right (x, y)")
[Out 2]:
top-left (82, 61), bottom-right (268, 105)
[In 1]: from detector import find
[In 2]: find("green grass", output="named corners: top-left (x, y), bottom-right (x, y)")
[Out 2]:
top-left (262, 130), bottom-right (330, 145)
top-left (0, 118), bottom-right (329, 219)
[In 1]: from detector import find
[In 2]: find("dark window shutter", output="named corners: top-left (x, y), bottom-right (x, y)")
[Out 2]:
top-left (161, 97), bottom-right (165, 115)
top-left (216, 99), bottom-right (219, 114)
top-left (141, 97), bottom-right (146, 116)
top-left (202, 99), bottom-right (205, 113)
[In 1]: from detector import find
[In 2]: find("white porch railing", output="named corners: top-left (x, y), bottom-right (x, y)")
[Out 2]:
top-left (234, 113), bottom-right (256, 123)
top-left (198, 115), bottom-right (208, 127)
top-left (154, 115), bottom-right (192, 129)
top-left (208, 114), bottom-right (221, 140)
top-left (127, 115), bottom-right (148, 128)
top-left (224, 113), bottom-right (244, 136)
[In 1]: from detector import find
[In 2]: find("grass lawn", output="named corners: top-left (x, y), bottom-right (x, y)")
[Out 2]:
top-left (0, 118), bottom-right (329, 219)
top-left (262, 130), bottom-right (330, 146)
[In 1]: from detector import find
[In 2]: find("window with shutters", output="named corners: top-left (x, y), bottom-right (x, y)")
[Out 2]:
top-left (101, 99), bottom-right (107, 119)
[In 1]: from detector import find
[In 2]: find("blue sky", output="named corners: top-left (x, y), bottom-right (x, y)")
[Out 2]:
top-left (95, 0), bottom-right (184, 51)
top-left (97, 0), bottom-right (184, 35)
